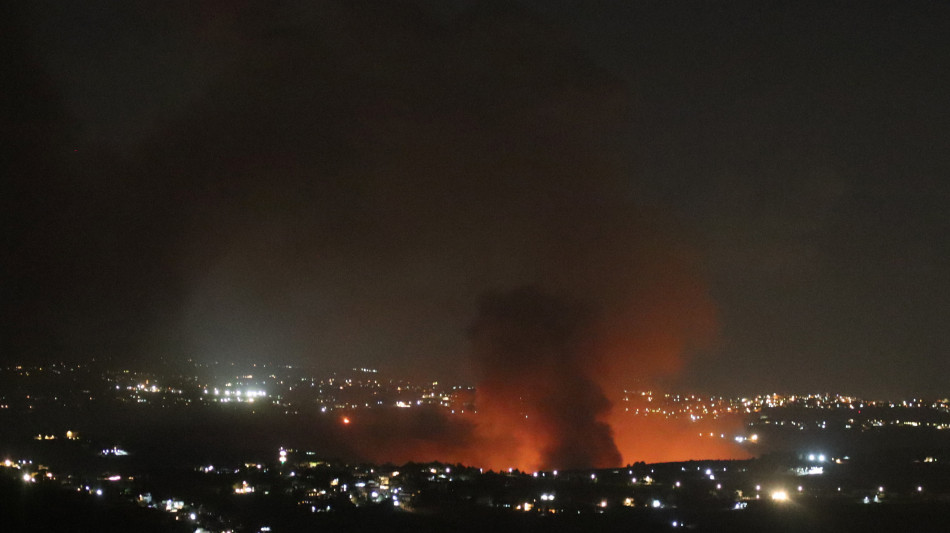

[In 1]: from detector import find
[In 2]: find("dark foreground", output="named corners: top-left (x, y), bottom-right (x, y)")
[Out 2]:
top-left (4, 473), bottom-right (950, 533)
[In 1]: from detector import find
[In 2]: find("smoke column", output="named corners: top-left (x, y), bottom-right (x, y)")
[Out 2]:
top-left (469, 287), bottom-right (621, 471)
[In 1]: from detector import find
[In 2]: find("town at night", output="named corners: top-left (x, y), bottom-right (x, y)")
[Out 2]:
top-left (5, 0), bottom-right (950, 531)
top-left (3, 362), bottom-right (950, 531)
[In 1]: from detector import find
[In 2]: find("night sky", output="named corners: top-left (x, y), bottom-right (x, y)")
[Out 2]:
top-left (4, 1), bottom-right (950, 398)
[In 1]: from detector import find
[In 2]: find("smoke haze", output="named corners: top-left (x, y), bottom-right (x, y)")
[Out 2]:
top-left (5, 1), bottom-right (740, 468)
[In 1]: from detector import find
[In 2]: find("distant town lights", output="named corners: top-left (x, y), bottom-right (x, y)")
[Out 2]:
top-left (771, 490), bottom-right (789, 502)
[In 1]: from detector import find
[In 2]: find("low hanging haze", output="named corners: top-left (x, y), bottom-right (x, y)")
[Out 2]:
top-left (4, 0), bottom-right (950, 399)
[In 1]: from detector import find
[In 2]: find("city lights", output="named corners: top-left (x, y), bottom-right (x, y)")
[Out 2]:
top-left (771, 490), bottom-right (789, 502)
top-left (2, 362), bottom-right (949, 531)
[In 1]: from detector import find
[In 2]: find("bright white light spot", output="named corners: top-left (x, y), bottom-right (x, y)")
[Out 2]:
top-left (771, 490), bottom-right (788, 501)
top-left (651, 499), bottom-right (662, 508)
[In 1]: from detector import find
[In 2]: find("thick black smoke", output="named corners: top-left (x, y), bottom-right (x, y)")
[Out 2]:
top-left (469, 286), bottom-right (621, 470)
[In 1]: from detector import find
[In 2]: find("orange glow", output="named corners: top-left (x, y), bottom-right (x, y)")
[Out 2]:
top-left (316, 233), bottom-right (731, 471)
top-left (327, 401), bottom-right (750, 471)
top-left (342, 416), bottom-right (351, 425)
top-left (610, 407), bottom-right (751, 464)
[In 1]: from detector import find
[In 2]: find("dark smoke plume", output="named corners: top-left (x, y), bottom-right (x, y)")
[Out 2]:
top-left (469, 286), bottom-right (621, 470)
top-left (3, 0), bottom-right (731, 467)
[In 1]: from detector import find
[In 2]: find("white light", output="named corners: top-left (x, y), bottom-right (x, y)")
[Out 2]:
top-left (651, 499), bottom-right (662, 508)
top-left (190, 513), bottom-right (197, 521)
top-left (771, 490), bottom-right (788, 501)
top-left (808, 454), bottom-right (815, 461)
top-left (96, 489), bottom-right (103, 496)
top-left (22, 473), bottom-right (31, 482)
top-left (818, 454), bottom-right (826, 462)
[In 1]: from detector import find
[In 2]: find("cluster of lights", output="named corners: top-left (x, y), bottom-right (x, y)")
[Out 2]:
top-left (101, 447), bottom-right (129, 456)
top-left (771, 490), bottom-right (789, 502)
top-left (205, 388), bottom-right (268, 403)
